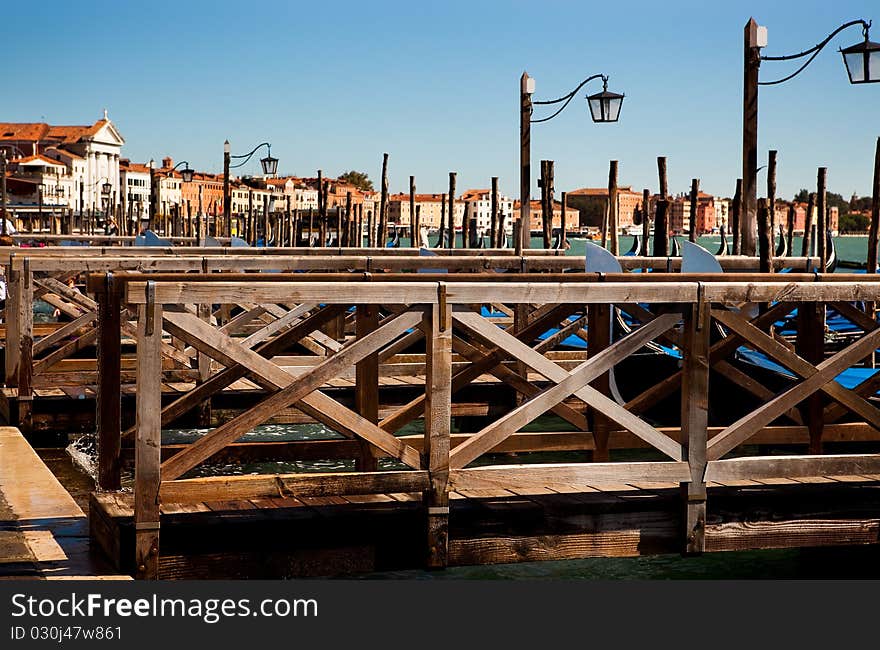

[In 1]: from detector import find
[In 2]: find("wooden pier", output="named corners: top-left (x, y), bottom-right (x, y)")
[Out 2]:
top-left (3, 246), bottom-right (880, 577)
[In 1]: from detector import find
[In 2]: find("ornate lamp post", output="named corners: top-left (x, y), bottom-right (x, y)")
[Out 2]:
top-left (741, 17), bottom-right (878, 255)
top-left (519, 72), bottom-right (623, 250)
top-left (222, 141), bottom-right (277, 238)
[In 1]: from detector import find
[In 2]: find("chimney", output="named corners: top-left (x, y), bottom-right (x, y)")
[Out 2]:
top-left (162, 156), bottom-right (173, 170)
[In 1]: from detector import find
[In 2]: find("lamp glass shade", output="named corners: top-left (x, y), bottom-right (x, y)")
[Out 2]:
top-left (586, 90), bottom-right (624, 122)
top-left (101, 181), bottom-right (112, 195)
top-left (260, 155), bottom-right (279, 176)
top-left (841, 38), bottom-right (880, 84)
top-left (181, 167), bottom-right (195, 183)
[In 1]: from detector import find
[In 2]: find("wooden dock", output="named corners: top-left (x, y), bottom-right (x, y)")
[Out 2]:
top-left (0, 426), bottom-right (128, 579)
top-left (3, 247), bottom-right (880, 577)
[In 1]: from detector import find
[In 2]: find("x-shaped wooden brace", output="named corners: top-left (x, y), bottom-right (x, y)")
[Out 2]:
top-left (158, 307), bottom-right (425, 480)
top-left (707, 307), bottom-right (880, 460)
top-left (448, 310), bottom-right (684, 469)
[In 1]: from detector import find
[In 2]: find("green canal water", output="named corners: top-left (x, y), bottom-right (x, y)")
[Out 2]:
top-left (48, 234), bottom-right (880, 578)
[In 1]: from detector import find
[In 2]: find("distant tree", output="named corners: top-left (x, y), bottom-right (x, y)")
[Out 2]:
top-left (793, 189), bottom-right (809, 203)
top-left (338, 171), bottom-right (373, 191)
top-left (839, 212), bottom-right (869, 233)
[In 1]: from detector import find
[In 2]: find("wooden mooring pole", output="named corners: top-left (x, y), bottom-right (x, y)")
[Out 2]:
top-left (689, 178), bottom-right (699, 242)
top-left (97, 272), bottom-right (122, 490)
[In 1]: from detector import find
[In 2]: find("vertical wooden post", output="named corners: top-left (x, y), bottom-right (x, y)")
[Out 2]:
top-left (97, 272), bottom-right (122, 490)
top-left (657, 156), bottom-right (668, 199)
top-left (5, 257), bottom-right (21, 386)
top-left (135, 288), bottom-right (162, 580)
top-left (802, 193), bottom-right (816, 260)
top-left (438, 193), bottom-right (447, 249)
top-left (560, 191), bottom-right (567, 249)
top-left (379, 154), bottom-right (389, 247)
top-left (731, 179), bottom-right (743, 255)
top-left (520, 71), bottom-right (532, 251)
top-left (355, 305), bottom-right (379, 472)
top-left (757, 198), bottom-right (773, 274)
top-left (16, 258), bottom-right (33, 436)
top-left (539, 160), bottom-right (551, 249)
top-left (409, 175), bottom-right (416, 245)
top-left (742, 17), bottom-right (761, 256)
top-left (491, 176), bottom-right (499, 248)
top-left (653, 199), bottom-right (670, 257)
top-left (587, 304), bottom-right (611, 461)
top-left (607, 160), bottom-right (619, 254)
top-left (817, 167), bottom-right (827, 269)
top-left (681, 301), bottom-right (709, 555)
top-left (767, 149), bottom-right (777, 239)
top-left (344, 192), bottom-right (352, 248)
top-left (448, 172), bottom-right (456, 250)
top-left (641, 188), bottom-right (651, 256)
top-left (196, 302), bottom-right (213, 427)
top-left (797, 301), bottom-right (825, 454)
top-left (785, 204), bottom-right (795, 258)
top-left (689, 178), bottom-right (699, 242)
top-left (247, 189), bottom-right (254, 245)
top-left (262, 194), bottom-right (270, 245)
top-left (868, 137), bottom-right (880, 274)
top-left (424, 293), bottom-right (451, 569)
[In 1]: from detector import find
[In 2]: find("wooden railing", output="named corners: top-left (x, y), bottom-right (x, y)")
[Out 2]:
top-left (86, 274), bottom-right (880, 578)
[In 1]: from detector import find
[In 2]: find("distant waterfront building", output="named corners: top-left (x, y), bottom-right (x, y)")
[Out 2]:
top-left (119, 159), bottom-right (151, 225)
top-left (458, 189), bottom-right (514, 235)
top-left (566, 186), bottom-right (642, 230)
top-left (0, 111), bottom-right (125, 216)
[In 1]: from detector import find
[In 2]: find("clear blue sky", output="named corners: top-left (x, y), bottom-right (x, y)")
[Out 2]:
top-left (5, 0), bottom-right (879, 200)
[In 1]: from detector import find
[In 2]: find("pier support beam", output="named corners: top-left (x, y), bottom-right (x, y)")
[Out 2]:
top-left (355, 304), bottom-right (380, 472)
top-left (97, 273), bottom-right (122, 490)
top-left (424, 295), bottom-right (451, 569)
top-left (798, 301), bottom-right (825, 454)
top-left (135, 291), bottom-right (162, 580)
top-left (16, 259), bottom-right (33, 436)
top-left (196, 303), bottom-right (213, 428)
top-left (681, 302), bottom-right (709, 555)
top-left (588, 304), bottom-right (611, 461)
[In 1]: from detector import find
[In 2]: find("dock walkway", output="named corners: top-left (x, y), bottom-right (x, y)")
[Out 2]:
top-left (0, 426), bottom-right (128, 579)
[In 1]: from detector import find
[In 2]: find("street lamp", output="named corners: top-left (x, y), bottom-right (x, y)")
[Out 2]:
top-left (741, 17), bottom-right (877, 255)
top-left (165, 160), bottom-right (195, 183)
top-left (520, 72), bottom-right (623, 250)
top-left (222, 141), bottom-right (277, 239)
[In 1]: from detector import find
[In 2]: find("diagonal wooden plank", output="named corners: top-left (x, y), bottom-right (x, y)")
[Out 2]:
top-left (829, 301), bottom-right (879, 332)
top-left (624, 301), bottom-right (795, 414)
top-left (160, 309), bottom-right (424, 478)
top-left (534, 313), bottom-right (588, 353)
top-left (240, 302), bottom-right (315, 349)
top-left (379, 303), bottom-right (576, 433)
top-left (714, 360), bottom-right (803, 425)
top-left (33, 327), bottom-right (98, 376)
top-left (451, 311), bottom-right (682, 464)
top-left (707, 328), bottom-right (880, 460)
top-left (33, 311), bottom-right (97, 356)
top-left (713, 309), bottom-right (880, 430)
top-left (452, 337), bottom-right (589, 431)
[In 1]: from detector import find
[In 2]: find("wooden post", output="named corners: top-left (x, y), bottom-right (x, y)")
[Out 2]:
top-left (588, 304), bottom-right (611, 461)
top-left (425, 296), bottom-right (451, 569)
top-left (262, 194), bottom-right (269, 246)
top-left (817, 167), bottom-right (827, 269)
top-left (438, 193), bottom-right (447, 249)
top-left (757, 198), bottom-right (773, 274)
top-left (520, 71), bottom-right (532, 251)
top-left (448, 172), bottom-right (456, 250)
top-left (653, 199), bottom-right (669, 257)
top-left (355, 305), bottom-right (379, 472)
top-left (4, 261), bottom-right (21, 386)
top-left (344, 191), bottom-right (352, 248)
top-left (379, 153), bottom-right (389, 246)
top-left (767, 149), bottom-right (777, 239)
top-left (641, 188), bottom-right (651, 256)
top-left (681, 301), bottom-right (709, 555)
top-left (16, 259), bottom-right (33, 436)
top-left (797, 301), bottom-right (825, 454)
top-left (97, 272), bottom-right (122, 490)
top-left (491, 176), bottom-right (499, 248)
top-left (868, 137), bottom-right (880, 273)
top-left (802, 193), bottom-right (816, 259)
top-left (247, 189), bottom-right (254, 245)
top-left (689, 178), bottom-right (699, 242)
top-left (308, 207), bottom-right (315, 247)
top-left (731, 179), bottom-right (743, 255)
top-left (560, 191), bottom-right (567, 249)
top-left (607, 160), bottom-right (619, 253)
top-left (657, 156), bottom-right (668, 198)
top-left (742, 17), bottom-right (761, 256)
top-left (196, 302), bottom-right (213, 427)
top-left (135, 289), bottom-right (162, 580)
top-left (539, 160), bottom-right (552, 249)
top-left (785, 204), bottom-right (795, 258)
top-left (409, 175), bottom-right (416, 245)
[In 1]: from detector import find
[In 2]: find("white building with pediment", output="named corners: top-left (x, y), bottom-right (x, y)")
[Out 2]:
top-left (0, 111), bottom-right (125, 215)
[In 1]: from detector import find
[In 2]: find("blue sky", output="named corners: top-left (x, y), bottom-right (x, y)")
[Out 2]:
top-left (5, 0), bottom-right (879, 199)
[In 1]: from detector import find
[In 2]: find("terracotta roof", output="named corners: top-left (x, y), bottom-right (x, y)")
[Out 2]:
top-left (11, 154), bottom-right (66, 167)
top-left (45, 147), bottom-right (83, 160)
top-left (0, 123), bottom-right (49, 141)
top-left (120, 161), bottom-right (152, 174)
